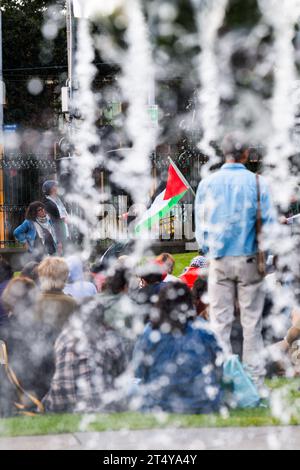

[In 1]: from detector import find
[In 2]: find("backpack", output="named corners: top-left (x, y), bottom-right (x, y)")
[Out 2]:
top-left (0, 340), bottom-right (45, 417)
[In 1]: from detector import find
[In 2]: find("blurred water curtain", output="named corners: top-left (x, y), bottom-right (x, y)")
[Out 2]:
top-left (68, 0), bottom-right (157, 257)
top-left (191, 0), bottom-right (229, 169)
top-left (66, 0), bottom-right (300, 281)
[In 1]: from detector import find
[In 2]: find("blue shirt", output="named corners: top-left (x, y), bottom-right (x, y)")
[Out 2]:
top-left (195, 164), bottom-right (275, 259)
top-left (133, 322), bottom-right (223, 414)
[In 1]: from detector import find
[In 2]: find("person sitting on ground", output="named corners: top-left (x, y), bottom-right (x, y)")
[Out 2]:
top-left (0, 277), bottom-right (57, 416)
top-left (132, 282), bottom-right (223, 414)
top-left (192, 277), bottom-right (209, 321)
top-left (43, 300), bottom-right (128, 414)
top-left (14, 202), bottom-right (57, 260)
top-left (90, 260), bottom-right (107, 293)
top-left (64, 255), bottom-right (97, 301)
top-left (179, 255), bottom-right (209, 290)
top-left (156, 253), bottom-right (177, 282)
top-left (35, 257), bottom-right (78, 331)
top-left (0, 258), bottom-right (13, 327)
top-left (98, 263), bottom-right (140, 355)
top-left (20, 261), bottom-right (40, 285)
top-left (135, 261), bottom-right (167, 324)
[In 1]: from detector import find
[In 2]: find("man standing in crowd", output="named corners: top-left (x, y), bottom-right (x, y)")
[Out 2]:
top-left (195, 133), bottom-right (276, 386)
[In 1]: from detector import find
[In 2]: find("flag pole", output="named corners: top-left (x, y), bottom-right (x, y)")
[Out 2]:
top-left (167, 155), bottom-right (196, 198)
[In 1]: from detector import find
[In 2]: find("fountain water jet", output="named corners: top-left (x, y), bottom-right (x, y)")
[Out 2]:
top-left (192, 0), bottom-right (229, 174)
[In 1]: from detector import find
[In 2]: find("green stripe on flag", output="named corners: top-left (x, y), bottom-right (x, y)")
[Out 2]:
top-left (135, 191), bottom-right (187, 234)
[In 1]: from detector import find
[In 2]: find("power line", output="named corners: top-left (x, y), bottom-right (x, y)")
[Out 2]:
top-left (4, 65), bottom-right (67, 72)
top-left (3, 62), bottom-right (119, 73)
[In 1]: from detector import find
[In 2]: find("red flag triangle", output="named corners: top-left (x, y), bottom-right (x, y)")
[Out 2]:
top-left (163, 164), bottom-right (188, 201)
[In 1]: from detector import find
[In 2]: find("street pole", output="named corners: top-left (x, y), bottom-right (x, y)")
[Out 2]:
top-left (66, 0), bottom-right (74, 103)
top-left (0, 10), bottom-right (5, 246)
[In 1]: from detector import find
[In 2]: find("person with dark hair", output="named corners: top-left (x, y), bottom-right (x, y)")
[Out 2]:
top-left (195, 132), bottom-right (276, 386)
top-left (192, 277), bottom-right (209, 321)
top-left (135, 261), bottom-right (167, 324)
top-left (0, 258), bottom-right (13, 327)
top-left (43, 300), bottom-right (128, 414)
top-left (42, 180), bottom-right (69, 256)
top-left (13, 202), bottom-right (57, 259)
top-left (20, 261), bottom-right (40, 284)
top-left (98, 264), bottom-right (140, 353)
top-left (132, 282), bottom-right (223, 414)
top-left (179, 256), bottom-right (209, 290)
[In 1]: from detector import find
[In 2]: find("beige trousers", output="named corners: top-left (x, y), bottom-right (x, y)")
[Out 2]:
top-left (209, 255), bottom-right (266, 382)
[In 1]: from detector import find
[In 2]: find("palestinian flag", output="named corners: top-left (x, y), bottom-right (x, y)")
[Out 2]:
top-left (135, 162), bottom-right (190, 234)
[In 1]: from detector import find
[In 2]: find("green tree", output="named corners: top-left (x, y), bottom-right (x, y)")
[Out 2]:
top-left (1, 0), bottom-right (67, 129)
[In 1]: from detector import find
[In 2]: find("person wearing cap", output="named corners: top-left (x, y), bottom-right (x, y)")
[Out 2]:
top-left (195, 132), bottom-right (276, 386)
top-left (42, 180), bottom-right (69, 256)
top-left (179, 256), bottom-right (208, 290)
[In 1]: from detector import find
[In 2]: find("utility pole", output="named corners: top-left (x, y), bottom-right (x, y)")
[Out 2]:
top-left (66, 0), bottom-right (74, 104)
top-left (0, 10), bottom-right (5, 246)
top-left (64, 0), bottom-right (77, 140)
top-left (60, 1), bottom-right (75, 165)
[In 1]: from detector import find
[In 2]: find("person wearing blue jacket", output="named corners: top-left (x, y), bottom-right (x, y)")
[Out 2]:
top-left (132, 282), bottom-right (223, 414)
top-left (195, 132), bottom-right (276, 386)
top-left (14, 202), bottom-right (57, 260)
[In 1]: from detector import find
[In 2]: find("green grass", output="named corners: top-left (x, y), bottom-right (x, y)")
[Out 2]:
top-left (0, 410), bottom-right (279, 439)
top-left (0, 379), bottom-right (299, 438)
top-left (172, 252), bottom-right (198, 277)
top-left (3, 255), bottom-right (300, 439)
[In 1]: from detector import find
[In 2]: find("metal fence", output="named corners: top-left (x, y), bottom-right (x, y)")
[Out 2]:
top-left (0, 156), bottom-right (56, 246)
top-left (0, 154), bottom-right (203, 249)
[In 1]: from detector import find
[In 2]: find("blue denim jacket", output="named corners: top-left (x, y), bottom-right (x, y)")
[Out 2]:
top-left (14, 220), bottom-right (37, 251)
top-left (195, 164), bottom-right (276, 259)
top-left (14, 219), bottom-right (55, 253)
top-left (133, 322), bottom-right (223, 414)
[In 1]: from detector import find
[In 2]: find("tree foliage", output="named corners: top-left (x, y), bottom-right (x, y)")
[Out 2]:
top-left (2, 0), bottom-right (67, 129)
top-left (0, 0), bottom-right (261, 131)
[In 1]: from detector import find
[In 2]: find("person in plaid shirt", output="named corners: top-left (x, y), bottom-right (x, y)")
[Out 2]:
top-left (43, 301), bottom-right (128, 413)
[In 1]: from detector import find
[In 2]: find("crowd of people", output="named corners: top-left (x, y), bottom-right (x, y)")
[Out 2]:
top-left (0, 133), bottom-right (300, 418)
top-left (0, 252), bottom-right (223, 416)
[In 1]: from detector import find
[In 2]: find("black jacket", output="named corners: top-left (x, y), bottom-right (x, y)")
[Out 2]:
top-left (43, 197), bottom-right (66, 244)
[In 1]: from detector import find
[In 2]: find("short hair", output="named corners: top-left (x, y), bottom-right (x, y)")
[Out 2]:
top-left (25, 201), bottom-right (45, 221)
top-left (153, 282), bottom-right (195, 333)
top-left (0, 258), bottom-right (13, 283)
top-left (38, 257), bottom-right (69, 292)
top-left (105, 265), bottom-right (128, 295)
top-left (2, 277), bottom-right (36, 313)
top-left (222, 132), bottom-right (249, 162)
top-left (138, 261), bottom-right (165, 285)
top-left (21, 261), bottom-right (40, 282)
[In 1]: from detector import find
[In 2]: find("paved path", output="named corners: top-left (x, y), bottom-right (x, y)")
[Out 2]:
top-left (0, 426), bottom-right (300, 450)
